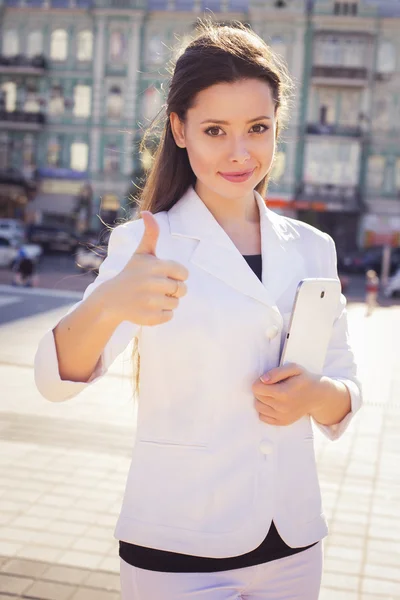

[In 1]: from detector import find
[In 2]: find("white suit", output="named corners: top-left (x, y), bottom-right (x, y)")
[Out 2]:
top-left (34, 187), bottom-right (362, 558)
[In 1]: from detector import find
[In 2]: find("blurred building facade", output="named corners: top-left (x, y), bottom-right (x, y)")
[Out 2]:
top-left (0, 0), bottom-right (399, 252)
top-left (295, 0), bottom-right (400, 253)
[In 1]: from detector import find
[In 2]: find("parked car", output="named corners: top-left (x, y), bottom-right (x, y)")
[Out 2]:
top-left (0, 237), bottom-right (42, 268)
top-left (26, 224), bottom-right (79, 252)
top-left (0, 218), bottom-right (26, 244)
top-left (341, 246), bottom-right (400, 275)
top-left (383, 268), bottom-right (400, 298)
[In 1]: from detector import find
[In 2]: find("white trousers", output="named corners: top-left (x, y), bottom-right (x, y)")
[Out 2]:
top-left (120, 541), bottom-right (323, 600)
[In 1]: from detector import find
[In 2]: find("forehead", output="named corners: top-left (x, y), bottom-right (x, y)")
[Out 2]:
top-left (188, 79), bottom-right (275, 121)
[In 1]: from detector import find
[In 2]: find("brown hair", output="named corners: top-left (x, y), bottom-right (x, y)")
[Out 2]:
top-left (136, 20), bottom-right (294, 215)
top-left (131, 20), bottom-right (294, 394)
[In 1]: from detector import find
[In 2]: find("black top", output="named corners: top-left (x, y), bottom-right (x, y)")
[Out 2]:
top-left (119, 254), bottom-right (317, 572)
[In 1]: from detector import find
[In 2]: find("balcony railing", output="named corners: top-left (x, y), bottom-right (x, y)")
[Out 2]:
top-left (0, 110), bottom-right (46, 130)
top-left (0, 55), bottom-right (48, 75)
top-left (5, 0), bottom-right (92, 7)
top-left (307, 123), bottom-right (363, 138)
top-left (312, 65), bottom-right (368, 81)
top-left (296, 183), bottom-right (361, 211)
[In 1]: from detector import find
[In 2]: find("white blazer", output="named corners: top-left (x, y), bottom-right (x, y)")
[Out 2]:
top-left (34, 187), bottom-right (362, 557)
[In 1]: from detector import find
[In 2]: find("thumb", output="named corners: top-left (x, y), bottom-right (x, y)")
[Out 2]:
top-left (135, 211), bottom-right (159, 256)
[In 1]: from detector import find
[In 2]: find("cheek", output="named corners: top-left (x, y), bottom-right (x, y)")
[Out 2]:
top-left (185, 138), bottom-right (217, 176)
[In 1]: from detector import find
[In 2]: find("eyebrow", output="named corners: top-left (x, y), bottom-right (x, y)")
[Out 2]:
top-left (200, 116), bottom-right (272, 125)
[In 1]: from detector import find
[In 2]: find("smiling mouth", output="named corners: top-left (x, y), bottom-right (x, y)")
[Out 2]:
top-left (218, 169), bottom-right (255, 182)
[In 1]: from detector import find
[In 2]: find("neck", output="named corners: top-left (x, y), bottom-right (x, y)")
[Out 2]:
top-left (194, 181), bottom-right (262, 255)
top-left (194, 181), bottom-right (260, 229)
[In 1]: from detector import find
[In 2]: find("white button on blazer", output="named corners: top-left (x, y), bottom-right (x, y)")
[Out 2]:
top-left (34, 186), bottom-right (362, 558)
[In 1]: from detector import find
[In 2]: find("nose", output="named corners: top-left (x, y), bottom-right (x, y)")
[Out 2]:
top-left (229, 137), bottom-right (250, 164)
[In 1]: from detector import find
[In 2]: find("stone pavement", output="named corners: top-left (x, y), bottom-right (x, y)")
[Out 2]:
top-left (0, 289), bottom-right (399, 600)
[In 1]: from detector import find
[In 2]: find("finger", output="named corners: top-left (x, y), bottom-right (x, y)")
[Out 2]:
top-left (162, 295), bottom-right (179, 311)
top-left (155, 260), bottom-right (189, 282)
top-left (135, 212), bottom-right (160, 256)
top-left (260, 363), bottom-right (302, 384)
top-left (150, 278), bottom-right (187, 299)
top-left (255, 399), bottom-right (277, 417)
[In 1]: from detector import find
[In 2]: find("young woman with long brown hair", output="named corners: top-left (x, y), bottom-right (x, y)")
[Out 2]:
top-left (35, 21), bottom-right (362, 599)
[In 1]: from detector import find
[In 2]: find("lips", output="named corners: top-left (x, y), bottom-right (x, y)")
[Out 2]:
top-left (219, 168), bottom-right (255, 183)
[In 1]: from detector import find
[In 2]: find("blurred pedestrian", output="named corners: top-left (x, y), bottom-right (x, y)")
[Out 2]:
top-left (12, 248), bottom-right (36, 288)
top-left (365, 269), bottom-right (380, 317)
top-left (34, 21), bottom-right (362, 600)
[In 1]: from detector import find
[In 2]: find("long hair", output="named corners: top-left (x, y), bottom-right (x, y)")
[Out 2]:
top-left (136, 20), bottom-right (294, 214)
top-left (131, 20), bottom-right (294, 394)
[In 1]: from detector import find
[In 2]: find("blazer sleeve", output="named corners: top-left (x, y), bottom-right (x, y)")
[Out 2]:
top-left (312, 234), bottom-right (363, 441)
top-left (34, 222), bottom-right (140, 403)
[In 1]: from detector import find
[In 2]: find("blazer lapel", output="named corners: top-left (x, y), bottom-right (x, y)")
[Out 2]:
top-left (256, 192), bottom-right (306, 306)
top-left (168, 187), bottom-right (305, 309)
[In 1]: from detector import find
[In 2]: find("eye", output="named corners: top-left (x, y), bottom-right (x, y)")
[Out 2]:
top-left (205, 126), bottom-right (223, 137)
top-left (251, 123), bottom-right (269, 134)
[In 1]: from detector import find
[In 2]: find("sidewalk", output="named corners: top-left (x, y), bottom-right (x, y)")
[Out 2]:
top-left (0, 294), bottom-right (399, 599)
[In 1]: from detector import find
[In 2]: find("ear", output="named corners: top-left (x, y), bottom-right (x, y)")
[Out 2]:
top-left (170, 112), bottom-right (186, 148)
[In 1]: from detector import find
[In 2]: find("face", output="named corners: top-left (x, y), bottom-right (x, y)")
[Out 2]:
top-left (170, 78), bottom-right (277, 206)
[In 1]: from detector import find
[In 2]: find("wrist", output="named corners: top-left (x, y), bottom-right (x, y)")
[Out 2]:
top-left (89, 281), bottom-right (123, 330)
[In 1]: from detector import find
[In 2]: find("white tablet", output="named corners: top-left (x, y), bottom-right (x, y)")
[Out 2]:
top-left (280, 278), bottom-right (342, 375)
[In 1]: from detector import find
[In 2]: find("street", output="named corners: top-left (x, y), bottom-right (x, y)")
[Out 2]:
top-left (0, 283), bottom-right (399, 599)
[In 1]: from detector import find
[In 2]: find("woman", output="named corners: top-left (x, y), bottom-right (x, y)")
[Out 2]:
top-left (35, 22), bottom-right (362, 600)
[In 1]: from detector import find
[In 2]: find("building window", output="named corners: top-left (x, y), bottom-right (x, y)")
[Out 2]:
top-left (1, 82), bottom-right (17, 112)
top-left (142, 86), bottom-right (162, 122)
top-left (0, 134), bottom-right (9, 170)
top-left (340, 90), bottom-right (361, 127)
top-left (22, 135), bottom-right (35, 169)
top-left (147, 32), bottom-right (165, 64)
top-left (377, 40), bottom-right (396, 75)
top-left (367, 156), bottom-right (385, 190)
top-left (343, 38), bottom-right (364, 67)
top-left (2, 30), bottom-right (19, 57)
top-left (24, 84), bottom-right (40, 113)
top-left (109, 30), bottom-right (126, 63)
top-left (27, 31), bottom-right (43, 58)
top-left (333, 1), bottom-right (358, 16)
top-left (47, 137), bottom-right (61, 166)
top-left (107, 86), bottom-right (123, 119)
top-left (270, 36), bottom-right (287, 62)
top-left (104, 143), bottom-right (120, 173)
top-left (71, 142), bottom-right (88, 171)
top-left (73, 85), bottom-right (91, 118)
top-left (270, 150), bottom-right (286, 184)
top-left (77, 30), bottom-right (93, 62)
top-left (318, 88), bottom-right (337, 125)
top-left (49, 85), bottom-right (65, 116)
top-left (395, 158), bottom-right (400, 191)
top-left (50, 29), bottom-right (68, 62)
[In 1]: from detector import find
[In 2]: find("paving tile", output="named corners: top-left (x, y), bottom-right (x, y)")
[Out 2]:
top-left (43, 564), bottom-right (92, 586)
top-left (0, 541), bottom-right (23, 556)
top-left (364, 562), bottom-right (400, 581)
top-left (57, 550), bottom-right (103, 570)
top-left (16, 545), bottom-right (62, 563)
top-left (0, 573), bottom-right (34, 594)
top-left (319, 589), bottom-right (358, 600)
top-left (46, 521), bottom-right (88, 536)
top-left (71, 538), bottom-right (114, 554)
top-left (362, 576), bottom-right (400, 597)
top-left (83, 570), bottom-right (120, 591)
top-left (70, 588), bottom-right (120, 600)
top-left (97, 555), bottom-right (120, 574)
top-left (24, 580), bottom-right (77, 600)
top-left (1, 557), bottom-right (48, 578)
top-left (321, 571), bottom-right (361, 593)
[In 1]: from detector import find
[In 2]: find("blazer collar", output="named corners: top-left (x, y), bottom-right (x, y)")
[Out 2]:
top-left (168, 186), bottom-right (304, 310)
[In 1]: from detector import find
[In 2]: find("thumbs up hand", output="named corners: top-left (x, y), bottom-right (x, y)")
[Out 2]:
top-left (100, 212), bottom-right (189, 327)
